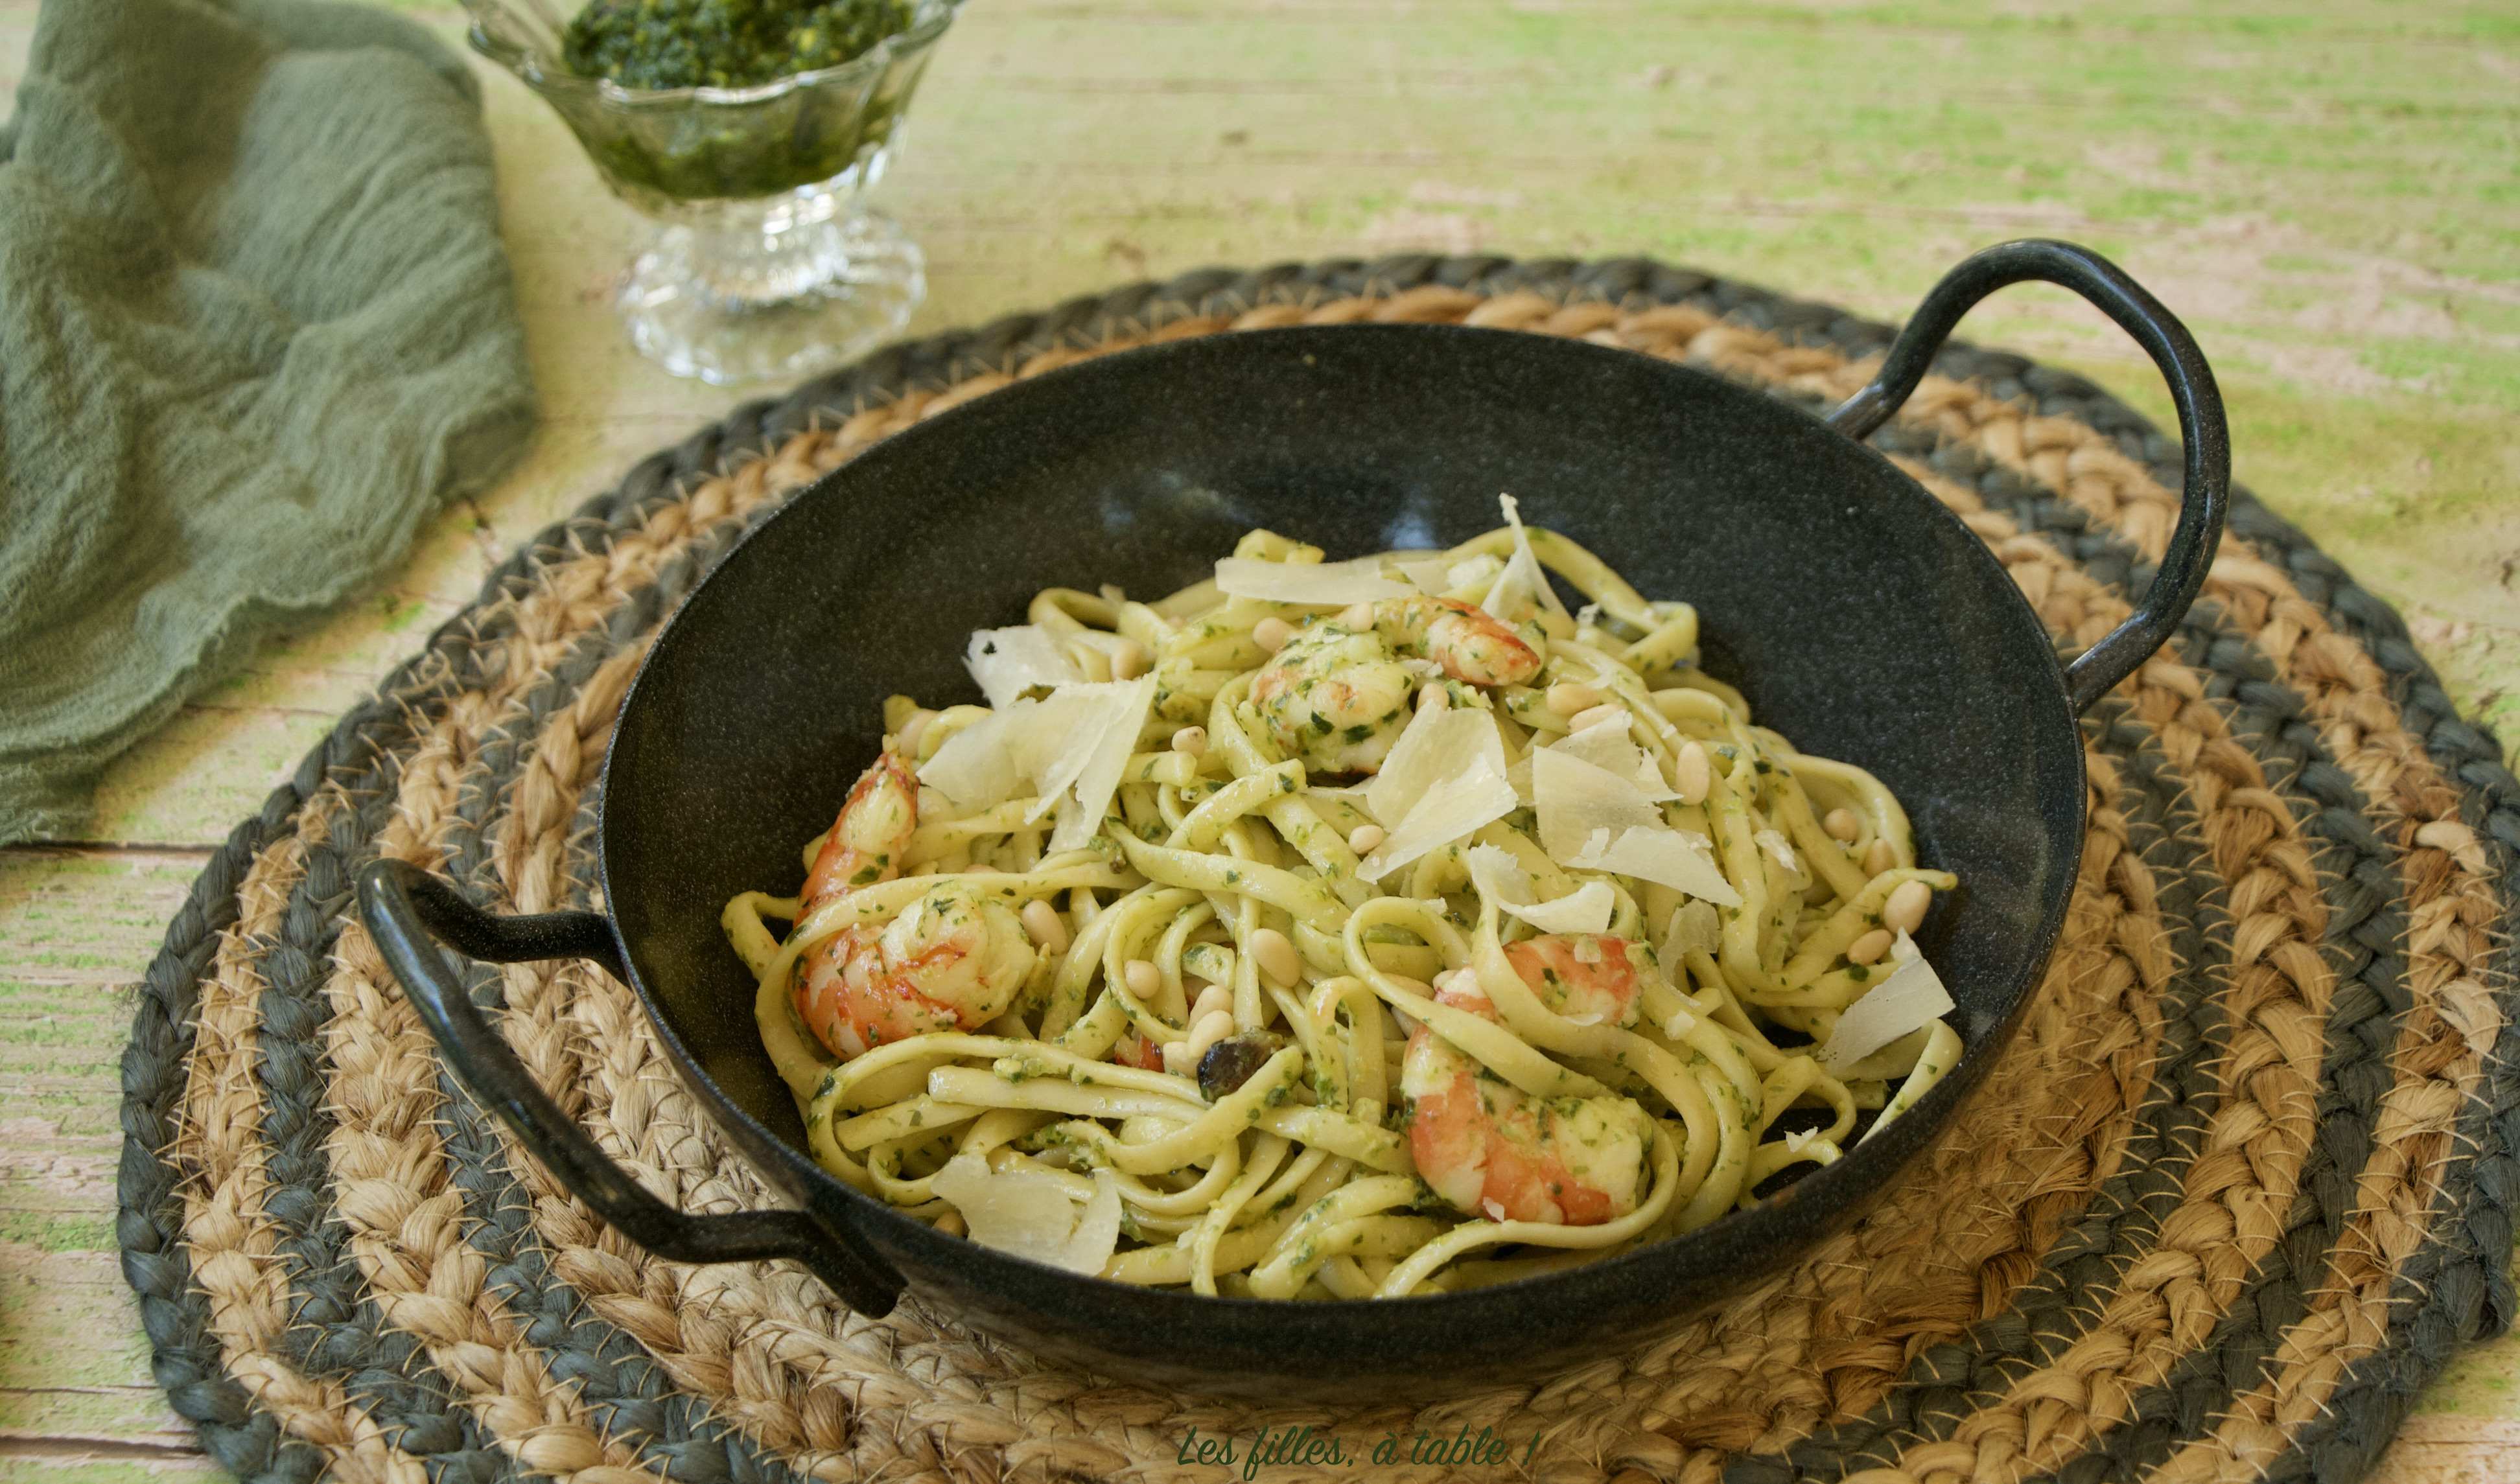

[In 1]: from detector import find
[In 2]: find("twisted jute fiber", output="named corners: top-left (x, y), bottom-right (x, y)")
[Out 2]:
top-left (118, 257), bottom-right (2520, 1484)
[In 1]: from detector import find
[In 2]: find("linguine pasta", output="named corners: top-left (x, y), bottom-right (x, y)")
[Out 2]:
top-left (721, 503), bottom-right (1962, 1299)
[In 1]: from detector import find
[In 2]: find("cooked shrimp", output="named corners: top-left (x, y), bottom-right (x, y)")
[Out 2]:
top-left (1250, 598), bottom-right (1542, 772)
top-left (1250, 622), bottom-right (1418, 772)
top-left (1374, 597), bottom-right (1541, 689)
top-left (795, 754), bottom-right (1037, 1059)
top-left (802, 752), bottom-right (918, 911)
top-left (1403, 963), bottom-right (1651, 1225)
top-left (1500, 934), bottom-right (1651, 1028)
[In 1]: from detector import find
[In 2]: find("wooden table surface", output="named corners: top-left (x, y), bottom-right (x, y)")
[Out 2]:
top-left (3, 1), bottom-right (2514, 1477)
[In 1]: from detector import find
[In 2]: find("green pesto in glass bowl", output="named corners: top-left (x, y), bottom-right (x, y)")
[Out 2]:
top-left (563, 0), bottom-right (918, 91)
top-left (467, 0), bottom-right (957, 212)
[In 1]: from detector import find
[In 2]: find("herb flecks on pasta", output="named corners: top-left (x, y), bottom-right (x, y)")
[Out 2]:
top-left (723, 500), bottom-right (1961, 1298)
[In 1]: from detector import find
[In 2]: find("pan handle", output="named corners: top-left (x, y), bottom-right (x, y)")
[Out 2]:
top-left (355, 859), bottom-right (907, 1316)
top-left (1825, 238), bottom-right (2230, 716)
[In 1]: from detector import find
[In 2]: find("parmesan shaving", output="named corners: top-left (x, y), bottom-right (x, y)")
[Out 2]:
top-left (917, 678), bottom-right (1155, 848)
top-left (1664, 899), bottom-right (1721, 957)
top-left (1007, 691), bottom-right (1110, 822)
top-left (1834, 1026), bottom-right (1934, 1084)
top-left (1062, 677), bottom-right (1158, 841)
top-left (1357, 761), bottom-right (1515, 880)
top-left (1366, 703), bottom-right (1502, 829)
top-left (1480, 493), bottom-right (1570, 621)
top-left (931, 1155), bottom-right (1122, 1275)
top-left (1552, 717), bottom-right (1677, 802)
top-left (918, 704), bottom-right (1027, 807)
top-left (1753, 828), bottom-right (1801, 877)
top-left (966, 626), bottom-right (1083, 710)
top-left (1358, 706), bottom-right (1516, 878)
top-left (1462, 842), bottom-right (1532, 905)
top-left (1030, 678), bottom-right (1157, 850)
top-left (1512, 885), bottom-right (1615, 935)
top-left (1581, 826), bottom-right (1742, 906)
top-left (1215, 556), bottom-right (1414, 605)
top-left (1396, 557), bottom-right (1456, 596)
top-left (1816, 931), bottom-right (1955, 1074)
top-left (1532, 747), bottom-right (1662, 859)
top-left (1462, 844), bottom-right (1615, 935)
top-left (1533, 745), bottom-right (1740, 903)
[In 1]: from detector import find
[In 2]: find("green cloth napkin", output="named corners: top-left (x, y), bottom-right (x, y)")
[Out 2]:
top-left (0, 0), bottom-right (536, 844)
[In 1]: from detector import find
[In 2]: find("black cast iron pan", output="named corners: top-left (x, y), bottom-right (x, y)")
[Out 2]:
top-left (359, 240), bottom-right (2228, 1400)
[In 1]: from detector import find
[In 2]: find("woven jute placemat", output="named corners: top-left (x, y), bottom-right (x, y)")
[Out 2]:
top-left (118, 256), bottom-right (2519, 1484)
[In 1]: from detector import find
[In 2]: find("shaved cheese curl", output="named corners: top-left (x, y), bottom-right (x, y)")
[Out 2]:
top-left (1216, 557), bottom-right (1414, 605)
top-left (1818, 932), bottom-right (1955, 1073)
top-left (967, 625), bottom-right (1084, 709)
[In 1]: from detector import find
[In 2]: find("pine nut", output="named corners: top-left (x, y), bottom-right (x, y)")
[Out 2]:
top-left (1162, 1041), bottom-right (1198, 1078)
top-left (1348, 824), bottom-right (1387, 855)
top-left (1847, 928), bottom-right (1893, 966)
top-left (1186, 1009), bottom-right (1239, 1063)
top-left (1673, 741), bottom-right (1712, 806)
top-left (1824, 807), bottom-right (1860, 842)
top-left (1111, 638), bottom-right (1149, 680)
top-left (1340, 601), bottom-right (1378, 629)
top-left (1570, 702), bottom-right (1626, 733)
top-left (1190, 982), bottom-right (1233, 1027)
top-left (1123, 958), bottom-right (1161, 1000)
top-left (1546, 682), bottom-right (1602, 716)
top-left (935, 1211), bottom-right (966, 1238)
top-left (1254, 617), bottom-right (1295, 653)
top-left (1862, 839), bottom-right (1896, 877)
top-left (1248, 927), bottom-right (1301, 986)
top-left (1884, 879), bottom-right (1932, 935)
top-left (1418, 682), bottom-right (1449, 713)
top-left (895, 708), bottom-right (936, 758)
top-left (1020, 899), bottom-right (1068, 954)
top-left (1171, 725), bottom-right (1208, 756)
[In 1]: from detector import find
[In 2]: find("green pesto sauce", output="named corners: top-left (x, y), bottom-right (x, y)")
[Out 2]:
top-left (565, 0), bottom-right (913, 90)
top-left (561, 0), bottom-right (920, 198)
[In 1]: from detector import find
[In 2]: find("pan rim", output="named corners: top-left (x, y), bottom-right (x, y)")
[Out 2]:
top-left (592, 320), bottom-right (2087, 1329)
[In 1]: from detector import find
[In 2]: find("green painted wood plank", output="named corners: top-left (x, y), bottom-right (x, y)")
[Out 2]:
top-left (0, 1463), bottom-right (218, 1483)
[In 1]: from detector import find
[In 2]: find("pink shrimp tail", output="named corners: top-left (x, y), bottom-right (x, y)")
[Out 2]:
top-left (1390, 597), bottom-right (1541, 688)
top-left (803, 752), bottom-right (918, 910)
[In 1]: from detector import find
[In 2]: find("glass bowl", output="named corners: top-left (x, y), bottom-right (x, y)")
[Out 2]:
top-left (467, 0), bottom-right (959, 384)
